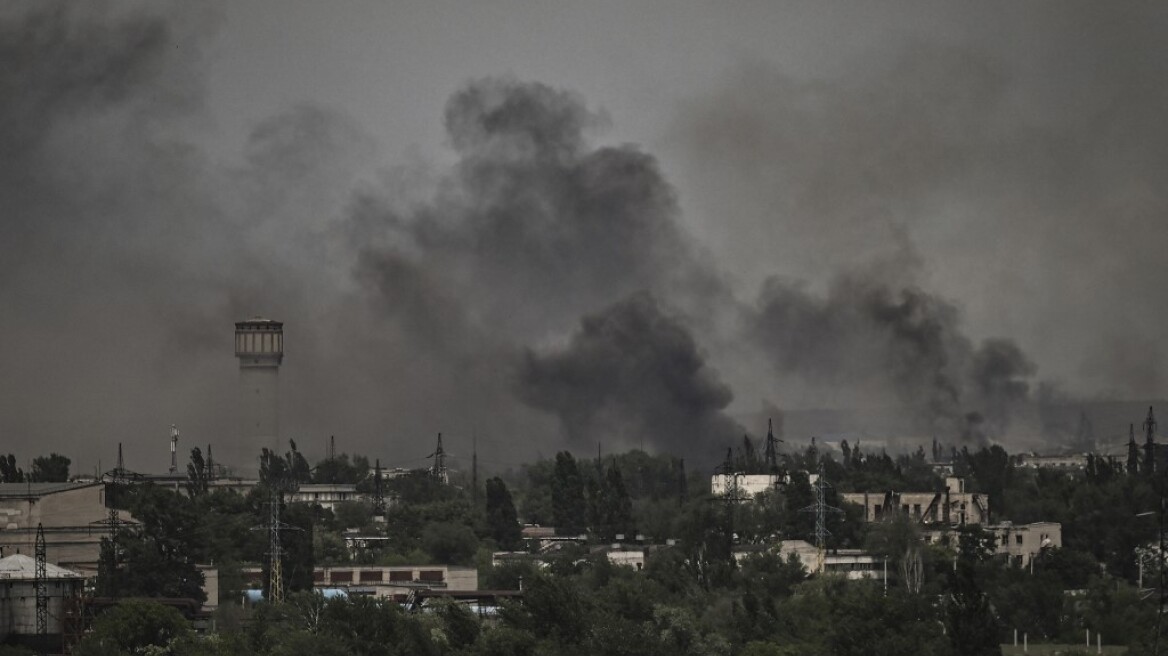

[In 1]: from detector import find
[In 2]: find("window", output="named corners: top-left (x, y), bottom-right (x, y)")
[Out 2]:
top-left (418, 570), bottom-right (444, 582)
top-left (913, 504), bottom-right (921, 516)
top-left (389, 570), bottom-right (412, 582)
top-left (1015, 534), bottom-right (1023, 545)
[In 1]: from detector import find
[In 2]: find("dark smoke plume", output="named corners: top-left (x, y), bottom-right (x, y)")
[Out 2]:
top-left (516, 292), bottom-right (743, 458)
top-left (748, 271), bottom-right (1036, 443)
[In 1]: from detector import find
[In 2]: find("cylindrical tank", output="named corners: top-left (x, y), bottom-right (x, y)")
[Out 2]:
top-left (235, 318), bottom-right (283, 456)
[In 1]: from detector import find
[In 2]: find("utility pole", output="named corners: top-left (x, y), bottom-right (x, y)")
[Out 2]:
top-left (35, 523), bottom-right (47, 655)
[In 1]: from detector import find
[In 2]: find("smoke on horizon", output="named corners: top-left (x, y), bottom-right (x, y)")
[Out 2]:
top-left (1, 2), bottom-right (1165, 474)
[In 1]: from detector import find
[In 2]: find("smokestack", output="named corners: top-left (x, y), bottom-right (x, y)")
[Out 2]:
top-left (235, 318), bottom-right (284, 460)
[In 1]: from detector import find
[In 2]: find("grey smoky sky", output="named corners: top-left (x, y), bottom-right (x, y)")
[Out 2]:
top-left (0, 1), bottom-right (1165, 474)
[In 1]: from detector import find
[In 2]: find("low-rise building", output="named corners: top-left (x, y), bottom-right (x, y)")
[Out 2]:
top-left (763, 540), bottom-right (887, 581)
top-left (923, 522), bottom-right (1061, 567)
top-left (243, 564), bottom-right (477, 601)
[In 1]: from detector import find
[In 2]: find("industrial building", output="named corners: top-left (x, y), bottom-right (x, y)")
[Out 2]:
top-left (839, 477), bottom-right (990, 526)
top-left (0, 554), bottom-right (85, 652)
top-left (0, 482), bottom-right (129, 574)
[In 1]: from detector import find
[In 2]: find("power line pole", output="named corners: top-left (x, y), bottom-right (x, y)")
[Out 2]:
top-left (373, 459), bottom-right (386, 517)
top-left (801, 460), bottom-right (843, 573)
top-left (251, 491), bottom-right (301, 603)
top-left (428, 433), bottom-right (448, 485)
top-left (35, 523), bottom-right (47, 655)
top-left (764, 417), bottom-right (783, 474)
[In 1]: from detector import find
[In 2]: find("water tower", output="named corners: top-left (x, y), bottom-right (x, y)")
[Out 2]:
top-left (235, 318), bottom-right (283, 454)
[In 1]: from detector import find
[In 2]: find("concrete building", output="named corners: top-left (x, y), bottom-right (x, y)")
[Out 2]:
top-left (0, 554), bottom-right (85, 651)
top-left (710, 473), bottom-right (782, 500)
top-left (840, 477), bottom-right (990, 526)
top-left (0, 482), bottom-right (130, 573)
top-left (922, 522), bottom-right (1061, 567)
top-left (235, 318), bottom-right (284, 456)
top-left (289, 483), bottom-right (363, 512)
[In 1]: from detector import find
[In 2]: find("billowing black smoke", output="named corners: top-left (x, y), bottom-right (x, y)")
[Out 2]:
top-left (352, 78), bottom-right (737, 458)
top-left (748, 272), bottom-right (1036, 443)
top-left (516, 292), bottom-right (743, 458)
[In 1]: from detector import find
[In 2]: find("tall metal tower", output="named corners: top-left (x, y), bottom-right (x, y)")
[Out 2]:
top-left (169, 424), bottom-right (179, 474)
top-left (235, 318), bottom-right (284, 457)
top-left (800, 461), bottom-right (843, 573)
top-left (763, 417), bottom-right (783, 474)
top-left (35, 523), bottom-right (47, 652)
top-left (251, 491), bottom-right (300, 603)
top-left (95, 442), bottom-right (139, 591)
top-left (372, 459), bottom-right (386, 516)
top-left (428, 433), bottom-right (448, 484)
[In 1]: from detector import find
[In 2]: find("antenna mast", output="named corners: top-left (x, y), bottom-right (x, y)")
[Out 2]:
top-left (169, 424), bottom-right (179, 474)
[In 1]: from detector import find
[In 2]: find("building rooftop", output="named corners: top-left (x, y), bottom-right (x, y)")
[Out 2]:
top-left (0, 554), bottom-right (84, 580)
top-left (0, 482), bottom-right (97, 498)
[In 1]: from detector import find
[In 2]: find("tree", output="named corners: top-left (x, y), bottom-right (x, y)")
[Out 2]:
top-left (485, 477), bottom-right (522, 550)
top-left (100, 485), bottom-right (207, 602)
top-left (421, 522), bottom-right (479, 565)
top-left (944, 528), bottom-right (1003, 656)
top-left (596, 465), bottom-right (634, 541)
top-left (551, 452), bottom-right (587, 535)
top-left (187, 447), bottom-right (211, 496)
top-left (73, 599), bottom-right (191, 655)
top-left (30, 453), bottom-right (69, 482)
top-left (0, 454), bottom-right (23, 483)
